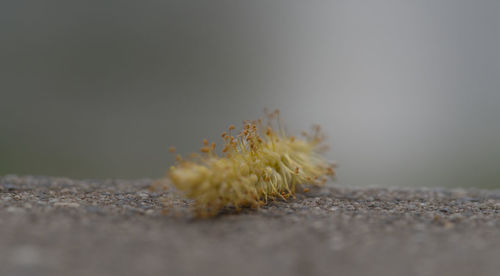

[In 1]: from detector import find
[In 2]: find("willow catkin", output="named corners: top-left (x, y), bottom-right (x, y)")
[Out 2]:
top-left (167, 110), bottom-right (335, 217)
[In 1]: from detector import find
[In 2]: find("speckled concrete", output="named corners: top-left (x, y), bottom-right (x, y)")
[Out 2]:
top-left (1, 175), bottom-right (500, 276)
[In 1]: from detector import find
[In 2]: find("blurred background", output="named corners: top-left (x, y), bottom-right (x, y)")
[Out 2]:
top-left (1, 0), bottom-right (499, 188)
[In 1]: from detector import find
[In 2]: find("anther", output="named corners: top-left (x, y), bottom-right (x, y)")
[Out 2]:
top-left (266, 127), bottom-right (272, 136)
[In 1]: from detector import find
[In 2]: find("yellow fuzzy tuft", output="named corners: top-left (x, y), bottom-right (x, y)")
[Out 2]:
top-left (167, 110), bottom-right (335, 217)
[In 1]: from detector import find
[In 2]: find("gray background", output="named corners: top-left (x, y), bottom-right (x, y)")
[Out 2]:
top-left (1, 0), bottom-right (499, 187)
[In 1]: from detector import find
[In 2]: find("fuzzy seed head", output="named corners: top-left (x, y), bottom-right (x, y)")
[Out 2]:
top-left (167, 111), bottom-right (336, 217)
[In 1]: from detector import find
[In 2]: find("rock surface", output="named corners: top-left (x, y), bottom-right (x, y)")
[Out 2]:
top-left (1, 175), bottom-right (500, 276)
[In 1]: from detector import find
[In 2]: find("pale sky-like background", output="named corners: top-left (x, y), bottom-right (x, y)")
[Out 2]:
top-left (1, 1), bottom-right (499, 187)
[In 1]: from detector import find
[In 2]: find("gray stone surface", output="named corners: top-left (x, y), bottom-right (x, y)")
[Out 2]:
top-left (1, 175), bottom-right (500, 276)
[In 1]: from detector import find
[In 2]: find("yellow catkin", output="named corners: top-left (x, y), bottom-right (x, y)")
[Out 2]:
top-left (167, 112), bottom-right (335, 217)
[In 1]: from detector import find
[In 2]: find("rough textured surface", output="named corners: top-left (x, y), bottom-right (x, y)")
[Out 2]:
top-left (1, 175), bottom-right (500, 276)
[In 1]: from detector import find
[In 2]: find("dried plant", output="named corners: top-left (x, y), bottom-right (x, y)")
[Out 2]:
top-left (165, 110), bottom-right (335, 217)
